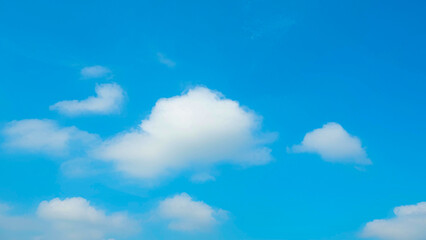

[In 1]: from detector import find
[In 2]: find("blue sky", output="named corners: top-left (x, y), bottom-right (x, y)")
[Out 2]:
top-left (1, 0), bottom-right (426, 240)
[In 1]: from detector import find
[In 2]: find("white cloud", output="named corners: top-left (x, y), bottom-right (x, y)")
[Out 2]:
top-left (37, 197), bottom-right (108, 223)
top-left (2, 119), bottom-right (98, 155)
top-left (157, 53), bottom-right (176, 68)
top-left (60, 158), bottom-right (101, 178)
top-left (80, 65), bottom-right (111, 79)
top-left (361, 202), bottom-right (426, 240)
top-left (50, 83), bottom-right (124, 116)
top-left (156, 193), bottom-right (227, 232)
top-left (290, 122), bottom-right (371, 165)
top-left (0, 197), bottom-right (139, 240)
top-left (94, 86), bottom-right (274, 179)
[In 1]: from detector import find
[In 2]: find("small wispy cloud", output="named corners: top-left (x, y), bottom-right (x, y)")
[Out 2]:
top-left (50, 83), bottom-right (125, 116)
top-left (190, 173), bottom-right (216, 183)
top-left (81, 65), bottom-right (112, 79)
top-left (157, 53), bottom-right (176, 68)
top-left (2, 119), bottom-right (98, 155)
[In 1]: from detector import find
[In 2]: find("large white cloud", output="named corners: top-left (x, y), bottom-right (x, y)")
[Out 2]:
top-left (2, 119), bottom-right (98, 155)
top-left (361, 202), bottom-right (426, 240)
top-left (50, 83), bottom-right (124, 116)
top-left (156, 193), bottom-right (227, 232)
top-left (0, 197), bottom-right (139, 240)
top-left (80, 65), bottom-right (111, 79)
top-left (290, 122), bottom-right (371, 164)
top-left (94, 87), bottom-right (274, 179)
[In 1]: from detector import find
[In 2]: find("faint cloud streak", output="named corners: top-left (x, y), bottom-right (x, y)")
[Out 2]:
top-left (157, 53), bottom-right (176, 68)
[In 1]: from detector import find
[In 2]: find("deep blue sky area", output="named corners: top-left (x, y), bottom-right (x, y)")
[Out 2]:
top-left (0, 1), bottom-right (425, 240)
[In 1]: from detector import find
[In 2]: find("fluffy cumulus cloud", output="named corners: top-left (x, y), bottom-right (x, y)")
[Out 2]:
top-left (290, 122), bottom-right (371, 164)
top-left (156, 193), bottom-right (227, 232)
top-left (80, 65), bottom-right (111, 79)
top-left (2, 119), bottom-right (98, 155)
top-left (50, 83), bottom-right (124, 116)
top-left (0, 197), bottom-right (139, 240)
top-left (94, 86), bottom-right (274, 179)
top-left (362, 202), bottom-right (426, 240)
